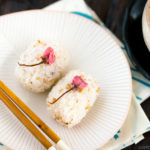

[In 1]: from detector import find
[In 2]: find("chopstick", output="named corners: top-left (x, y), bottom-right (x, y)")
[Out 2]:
top-left (0, 88), bottom-right (55, 150)
top-left (0, 81), bottom-right (71, 150)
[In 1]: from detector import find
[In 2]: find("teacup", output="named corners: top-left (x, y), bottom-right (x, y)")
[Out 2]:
top-left (142, 0), bottom-right (150, 52)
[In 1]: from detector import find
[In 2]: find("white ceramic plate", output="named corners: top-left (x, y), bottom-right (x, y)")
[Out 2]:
top-left (0, 10), bottom-right (132, 150)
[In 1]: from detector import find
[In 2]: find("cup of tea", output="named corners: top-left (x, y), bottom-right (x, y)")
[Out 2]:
top-left (142, 0), bottom-right (150, 52)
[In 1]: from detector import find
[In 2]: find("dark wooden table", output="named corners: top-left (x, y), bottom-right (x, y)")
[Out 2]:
top-left (0, 0), bottom-right (149, 149)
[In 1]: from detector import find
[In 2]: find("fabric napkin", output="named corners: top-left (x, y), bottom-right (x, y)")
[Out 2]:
top-left (0, 0), bottom-right (150, 149)
top-left (45, 1), bottom-right (150, 149)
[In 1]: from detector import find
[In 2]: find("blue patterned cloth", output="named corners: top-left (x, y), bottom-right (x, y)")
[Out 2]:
top-left (45, 1), bottom-right (150, 149)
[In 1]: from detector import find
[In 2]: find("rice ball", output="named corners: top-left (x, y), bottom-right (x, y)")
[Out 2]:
top-left (15, 40), bottom-right (69, 92)
top-left (47, 70), bottom-right (100, 127)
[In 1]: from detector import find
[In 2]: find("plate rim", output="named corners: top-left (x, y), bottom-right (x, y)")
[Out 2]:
top-left (0, 9), bottom-right (132, 149)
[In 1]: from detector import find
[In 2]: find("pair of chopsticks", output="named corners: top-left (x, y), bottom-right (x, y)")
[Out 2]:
top-left (0, 80), bottom-right (71, 150)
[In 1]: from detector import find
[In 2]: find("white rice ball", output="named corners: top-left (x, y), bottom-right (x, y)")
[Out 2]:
top-left (15, 40), bottom-right (69, 92)
top-left (47, 70), bottom-right (100, 127)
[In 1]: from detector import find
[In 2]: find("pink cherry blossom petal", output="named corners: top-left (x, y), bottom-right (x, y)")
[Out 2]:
top-left (72, 76), bottom-right (88, 89)
top-left (42, 47), bottom-right (55, 65)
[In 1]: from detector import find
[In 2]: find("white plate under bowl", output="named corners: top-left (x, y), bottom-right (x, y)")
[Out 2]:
top-left (0, 10), bottom-right (132, 150)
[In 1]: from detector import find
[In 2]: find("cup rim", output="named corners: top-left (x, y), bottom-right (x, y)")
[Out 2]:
top-left (146, 0), bottom-right (150, 29)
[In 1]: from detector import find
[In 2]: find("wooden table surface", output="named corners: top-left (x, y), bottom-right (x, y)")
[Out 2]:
top-left (0, 0), bottom-right (149, 149)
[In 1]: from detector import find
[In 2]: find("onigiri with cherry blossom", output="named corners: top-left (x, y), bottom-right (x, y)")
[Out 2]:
top-left (15, 40), bottom-right (69, 92)
top-left (47, 70), bottom-right (100, 127)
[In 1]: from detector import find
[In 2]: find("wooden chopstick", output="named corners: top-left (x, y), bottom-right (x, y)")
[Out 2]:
top-left (0, 81), bottom-right (60, 144)
top-left (0, 81), bottom-right (71, 150)
top-left (0, 88), bottom-right (55, 150)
